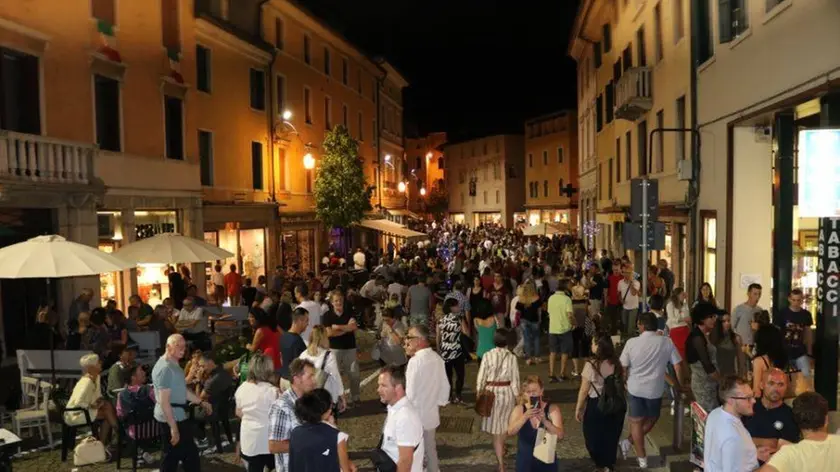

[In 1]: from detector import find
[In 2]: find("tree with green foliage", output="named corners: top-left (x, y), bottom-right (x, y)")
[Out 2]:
top-left (314, 125), bottom-right (373, 230)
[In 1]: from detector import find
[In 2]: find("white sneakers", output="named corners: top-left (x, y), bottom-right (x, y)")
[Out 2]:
top-left (618, 438), bottom-right (647, 469)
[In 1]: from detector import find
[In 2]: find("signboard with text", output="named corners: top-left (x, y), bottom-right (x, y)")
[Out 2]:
top-left (816, 217), bottom-right (840, 410)
top-left (799, 129), bottom-right (840, 217)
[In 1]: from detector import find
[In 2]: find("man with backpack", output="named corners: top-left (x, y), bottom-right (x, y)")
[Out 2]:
top-left (619, 312), bottom-right (684, 469)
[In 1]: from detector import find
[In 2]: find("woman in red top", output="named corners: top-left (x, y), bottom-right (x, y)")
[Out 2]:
top-left (246, 307), bottom-right (282, 372)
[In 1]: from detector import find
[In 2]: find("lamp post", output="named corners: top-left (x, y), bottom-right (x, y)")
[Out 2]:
top-left (398, 180), bottom-right (408, 210)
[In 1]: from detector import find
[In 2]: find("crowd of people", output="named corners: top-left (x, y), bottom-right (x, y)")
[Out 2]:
top-left (45, 219), bottom-right (840, 472)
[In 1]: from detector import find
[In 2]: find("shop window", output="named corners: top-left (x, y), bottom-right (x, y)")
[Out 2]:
top-left (702, 212), bottom-right (717, 293)
top-left (94, 74), bottom-right (121, 152)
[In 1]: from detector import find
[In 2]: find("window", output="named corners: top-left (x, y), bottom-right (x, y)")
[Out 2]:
top-left (654, 4), bottom-right (663, 62)
top-left (596, 94), bottom-right (604, 132)
top-left (303, 35), bottom-right (311, 64)
top-left (676, 96), bottom-right (686, 164)
top-left (94, 74), bottom-right (121, 152)
top-left (198, 130), bottom-right (213, 186)
top-left (251, 141), bottom-right (263, 190)
top-left (625, 130), bottom-right (632, 178)
top-left (161, 0), bottom-right (180, 51)
top-left (543, 180), bottom-right (548, 197)
top-left (674, 0), bottom-right (685, 43)
top-left (605, 81), bottom-right (614, 123)
top-left (196, 45), bottom-right (211, 93)
top-left (603, 24), bottom-right (612, 52)
top-left (342, 104), bottom-right (348, 128)
top-left (766, 0), bottom-right (787, 13)
top-left (636, 27), bottom-right (647, 67)
top-left (720, 0), bottom-right (749, 43)
top-left (495, 190), bottom-right (500, 204)
top-left (543, 150), bottom-right (548, 165)
top-left (459, 171), bottom-right (466, 184)
top-left (249, 68), bottom-right (265, 111)
top-left (616, 137), bottom-right (621, 182)
top-left (622, 45), bottom-right (632, 71)
top-left (600, 163), bottom-right (604, 200)
top-left (702, 212), bottom-right (717, 292)
top-left (438, 157), bottom-right (444, 170)
top-left (528, 153), bottom-right (533, 168)
top-left (372, 118), bottom-right (377, 143)
top-left (324, 96), bottom-right (332, 130)
top-left (594, 42), bottom-right (602, 68)
top-left (483, 191), bottom-right (488, 204)
top-left (276, 75), bottom-right (286, 114)
top-left (638, 120), bottom-right (647, 175)
top-left (557, 147), bottom-right (564, 164)
top-left (655, 110), bottom-right (664, 173)
top-left (358, 111), bottom-right (364, 141)
top-left (0, 48), bottom-right (41, 134)
top-left (415, 156), bottom-right (422, 170)
top-left (697, 0), bottom-right (714, 64)
top-left (613, 58), bottom-right (622, 82)
top-left (92, 0), bottom-right (116, 25)
top-left (304, 87), bottom-right (312, 124)
top-left (608, 158), bottom-right (613, 198)
top-left (341, 58), bottom-right (348, 85)
top-left (164, 95), bottom-right (183, 160)
top-left (274, 18), bottom-right (284, 50)
top-left (558, 179), bottom-right (564, 196)
top-left (323, 47), bottom-right (331, 76)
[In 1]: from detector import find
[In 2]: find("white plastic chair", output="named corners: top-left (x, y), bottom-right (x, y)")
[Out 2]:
top-left (12, 380), bottom-right (53, 447)
top-left (1, 376), bottom-right (39, 429)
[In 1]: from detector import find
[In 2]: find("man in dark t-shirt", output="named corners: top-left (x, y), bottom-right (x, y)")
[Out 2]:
top-left (321, 291), bottom-right (361, 405)
top-left (777, 289), bottom-right (813, 378)
top-left (742, 368), bottom-right (799, 461)
top-left (279, 308), bottom-right (309, 379)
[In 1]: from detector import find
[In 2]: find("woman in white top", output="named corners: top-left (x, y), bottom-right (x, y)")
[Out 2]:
top-left (476, 329), bottom-right (520, 471)
top-left (666, 287), bottom-right (692, 362)
top-left (235, 353), bottom-right (280, 472)
top-left (575, 335), bottom-right (625, 472)
top-left (65, 353), bottom-right (118, 452)
top-left (299, 325), bottom-right (346, 412)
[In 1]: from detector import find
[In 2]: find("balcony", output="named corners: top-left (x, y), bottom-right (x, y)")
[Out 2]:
top-left (614, 67), bottom-right (652, 122)
top-left (0, 131), bottom-right (95, 185)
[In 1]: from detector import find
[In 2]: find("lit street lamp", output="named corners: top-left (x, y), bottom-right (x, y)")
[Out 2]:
top-left (282, 110), bottom-right (293, 121)
top-left (397, 181), bottom-right (406, 193)
top-left (303, 152), bottom-right (315, 170)
top-left (420, 187), bottom-right (427, 196)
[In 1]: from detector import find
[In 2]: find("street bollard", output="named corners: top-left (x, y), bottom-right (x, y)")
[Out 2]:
top-left (673, 390), bottom-right (684, 451)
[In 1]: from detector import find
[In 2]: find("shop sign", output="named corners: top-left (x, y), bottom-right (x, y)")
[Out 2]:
top-left (818, 217), bottom-right (840, 318)
top-left (799, 128), bottom-right (840, 217)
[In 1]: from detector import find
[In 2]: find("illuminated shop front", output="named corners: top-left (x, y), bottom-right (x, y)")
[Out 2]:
top-left (97, 210), bottom-right (179, 307)
top-left (473, 212), bottom-right (502, 226)
top-left (204, 226), bottom-right (267, 292)
top-left (449, 213), bottom-right (466, 225)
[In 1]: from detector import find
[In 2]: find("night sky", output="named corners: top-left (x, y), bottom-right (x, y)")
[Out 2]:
top-left (297, 0), bottom-right (581, 141)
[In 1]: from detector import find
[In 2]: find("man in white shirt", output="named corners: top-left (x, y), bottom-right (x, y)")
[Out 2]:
top-left (704, 376), bottom-right (770, 472)
top-left (377, 366), bottom-right (424, 472)
top-left (353, 248), bottom-right (366, 271)
top-left (617, 264), bottom-right (641, 337)
top-left (405, 324), bottom-right (449, 472)
top-left (360, 276), bottom-right (387, 303)
top-left (294, 283), bottom-right (322, 344)
top-left (175, 297), bottom-right (211, 351)
top-left (619, 312), bottom-right (684, 469)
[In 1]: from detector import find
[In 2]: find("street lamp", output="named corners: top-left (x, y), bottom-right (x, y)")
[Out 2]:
top-left (397, 181), bottom-right (406, 193)
top-left (303, 152), bottom-right (315, 170)
top-left (420, 187), bottom-right (426, 196)
top-left (282, 110), bottom-right (293, 121)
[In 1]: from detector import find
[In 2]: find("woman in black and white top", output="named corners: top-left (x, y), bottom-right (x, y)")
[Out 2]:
top-left (437, 297), bottom-right (469, 404)
top-left (476, 329), bottom-right (520, 472)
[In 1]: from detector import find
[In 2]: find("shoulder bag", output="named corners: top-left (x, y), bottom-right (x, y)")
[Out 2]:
top-left (532, 404), bottom-right (557, 464)
top-left (315, 350), bottom-right (332, 389)
top-left (475, 351), bottom-right (508, 417)
top-left (371, 434), bottom-right (419, 472)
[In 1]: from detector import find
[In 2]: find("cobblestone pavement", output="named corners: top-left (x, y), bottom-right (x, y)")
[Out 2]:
top-left (10, 353), bottom-right (688, 471)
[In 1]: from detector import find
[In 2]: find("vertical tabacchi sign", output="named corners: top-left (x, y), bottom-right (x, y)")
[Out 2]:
top-left (816, 217), bottom-right (840, 409)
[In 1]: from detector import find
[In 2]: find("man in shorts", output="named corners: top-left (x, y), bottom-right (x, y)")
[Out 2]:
top-left (619, 312), bottom-right (684, 469)
top-left (547, 279), bottom-right (574, 383)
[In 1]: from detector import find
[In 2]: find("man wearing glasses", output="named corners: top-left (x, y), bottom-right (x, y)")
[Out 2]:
top-left (704, 376), bottom-right (773, 471)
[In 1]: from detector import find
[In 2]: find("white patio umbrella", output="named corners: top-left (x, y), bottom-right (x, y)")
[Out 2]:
top-left (114, 232), bottom-right (234, 264)
top-left (0, 234), bottom-right (134, 382)
top-left (522, 222), bottom-right (568, 236)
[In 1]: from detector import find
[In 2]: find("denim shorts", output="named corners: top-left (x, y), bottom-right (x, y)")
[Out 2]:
top-left (628, 394), bottom-right (663, 418)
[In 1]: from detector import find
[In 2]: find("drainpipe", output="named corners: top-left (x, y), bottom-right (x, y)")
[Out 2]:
top-left (376, 69), bottom-right (387, 210)
top-left (688, 0), bottom-right (701, 299)
top-left (261, 0), bottom-right (281, 274)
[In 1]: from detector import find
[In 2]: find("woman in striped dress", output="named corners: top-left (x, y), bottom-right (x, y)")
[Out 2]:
top-left (476, 329), bottom-right (520, 471)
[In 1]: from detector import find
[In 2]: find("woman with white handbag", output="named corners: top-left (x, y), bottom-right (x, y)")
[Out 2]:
top-left (506, 375), bottom-right (564, 471)
top-left (66, 353), bottom-right (118, 461)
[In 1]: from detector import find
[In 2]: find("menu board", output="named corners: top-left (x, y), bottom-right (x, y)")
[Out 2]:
top-left (689, 401), bottom-right (708, 469)
top-left (799, 129), bottom-right (840, 217)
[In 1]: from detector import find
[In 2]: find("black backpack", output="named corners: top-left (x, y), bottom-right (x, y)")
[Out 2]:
top-left (589, 361), bottom-right (626, 415)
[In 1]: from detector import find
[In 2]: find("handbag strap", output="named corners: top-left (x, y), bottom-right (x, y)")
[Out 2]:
top-left (587, 360), bottom-right (603, 398)
top-left (488, 350), bottom-right (508, 385)
top-left (321, 350), bottom-right (330, 370)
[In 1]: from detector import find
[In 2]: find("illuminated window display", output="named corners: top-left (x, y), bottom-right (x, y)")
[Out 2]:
top-left (204, 227), bottom-right (267, 284)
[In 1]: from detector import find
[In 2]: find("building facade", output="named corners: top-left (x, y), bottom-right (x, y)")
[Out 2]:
top-left (376, 62), bottom-right (409, 216)
top-left (570, 0), bottom-right (692, 288)
top-left (404, 132), bottom-right (447, 216)
top-left (524, 111), bottom-right (579, 230)
top-left (445, 135), bottom-right (525, 228)
top-left (696, 0), bottom-right (840, 313)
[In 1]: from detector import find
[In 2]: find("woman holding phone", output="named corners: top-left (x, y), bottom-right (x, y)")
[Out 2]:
top-left (507, 375), bottom-right (564, 471)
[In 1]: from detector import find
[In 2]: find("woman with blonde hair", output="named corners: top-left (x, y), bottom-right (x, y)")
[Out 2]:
top-left (235, 353), bottom-right (280, 471)
top-left (65, 353), bottom-right (118, 455)
top-left (515, 280), bottom-right (543, 365)
top-left (299, 325), bottom-right (345, 411)
top-left (507, 375), bottom-right (564, 471)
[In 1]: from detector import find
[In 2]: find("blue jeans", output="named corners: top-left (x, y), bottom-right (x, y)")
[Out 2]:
top-left (522, 319), bottom-right (541, 358)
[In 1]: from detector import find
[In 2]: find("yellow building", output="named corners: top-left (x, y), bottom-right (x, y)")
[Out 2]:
top-left (523, 111), bottom-right (579, 230)
top-left (445, 135), bottom-right (525, 228)
top-left (404, 132), bottom-right (447, 217)
top-left (376, 62), bottom-right (409, 216)
top-left (570, 0), bottom-right (691, 285)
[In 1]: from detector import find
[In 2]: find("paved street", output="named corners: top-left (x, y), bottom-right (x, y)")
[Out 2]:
top-left (10, 349), bottom-right (691, 471)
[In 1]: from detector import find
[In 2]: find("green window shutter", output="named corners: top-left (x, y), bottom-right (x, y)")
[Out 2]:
top-left (719, 0), bottom-right (733, 43)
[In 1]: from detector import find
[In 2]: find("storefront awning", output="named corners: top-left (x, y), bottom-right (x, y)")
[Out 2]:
top-left (387, 209), bottom-right (423, 220)
top-left (356, 219), bottom-right (428, 240)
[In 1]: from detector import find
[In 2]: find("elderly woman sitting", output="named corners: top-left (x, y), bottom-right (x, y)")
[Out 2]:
top-left (65, 353), bottom-right (119, 451)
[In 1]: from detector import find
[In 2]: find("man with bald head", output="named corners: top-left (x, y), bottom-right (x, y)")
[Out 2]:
top-left (743, 368), bottom-right (800, 455)
top-left (153, 334), bottom-right (212, 471)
